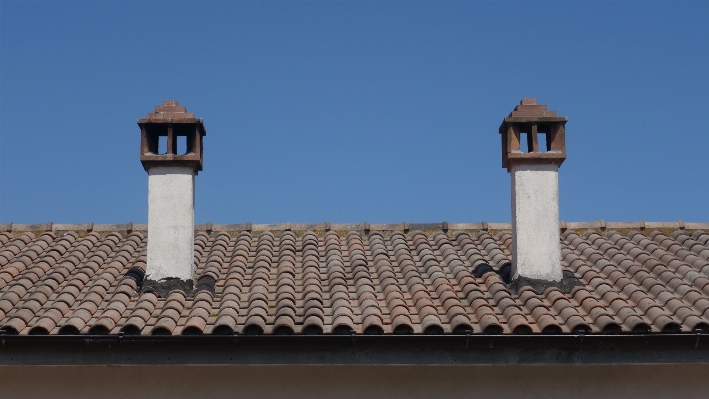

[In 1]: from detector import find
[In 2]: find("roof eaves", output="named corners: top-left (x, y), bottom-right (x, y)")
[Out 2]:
top-left (1, 333), bottom-right (708, 366)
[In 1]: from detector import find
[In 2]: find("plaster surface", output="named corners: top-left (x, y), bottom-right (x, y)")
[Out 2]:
top-left (147, 166), bottom-right (195, 281)
top-left (511, 164), bottom-right (562, 281)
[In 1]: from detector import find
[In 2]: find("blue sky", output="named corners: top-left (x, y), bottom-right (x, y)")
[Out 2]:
top-left (1, 1), bottom-right (707, 224)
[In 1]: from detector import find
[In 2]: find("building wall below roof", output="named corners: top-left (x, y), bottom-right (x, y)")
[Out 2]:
top-left (1, 364), bottom-right (707, 399)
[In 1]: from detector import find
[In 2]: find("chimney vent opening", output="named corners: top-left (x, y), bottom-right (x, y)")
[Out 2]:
top-left (519, 132), bottom-right (529, 153)
top-left (158, 136), bottom-right (168, 155)
top-left (177, 135), bottom-right (187, 155)
top-left (173, 123), bottom-right (198, 155)
top-left (516, 124), bottom-right (540, 153)
top-left (538, 132), bottom-right (549, 153)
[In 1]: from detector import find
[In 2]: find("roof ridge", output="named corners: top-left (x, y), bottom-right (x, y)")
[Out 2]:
top-left (1, 221), bottom-right (707, 233)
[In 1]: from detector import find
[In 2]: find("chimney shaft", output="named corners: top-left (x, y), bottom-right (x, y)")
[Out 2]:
top-left (147, 166), bottom-right (195, 281)
top-left (499, 99), bottom-right (567, 283)
top-left (138, 101), bottom-right (206, 282)
top-left (510, 164), bottom-right (561, 281)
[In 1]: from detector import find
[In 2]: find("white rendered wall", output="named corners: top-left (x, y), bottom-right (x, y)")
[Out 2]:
top-left (510, 164), bottom-right (562, 282)
top-left (147, 166), bottom-right (195, 281)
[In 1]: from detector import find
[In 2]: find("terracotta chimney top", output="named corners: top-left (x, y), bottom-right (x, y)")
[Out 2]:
top-left (499, 99), bottom-right (568, 171)
top-left (138, 100), bottom-right (206, 173)
top-left (144, 100), bottom-right (195, 120)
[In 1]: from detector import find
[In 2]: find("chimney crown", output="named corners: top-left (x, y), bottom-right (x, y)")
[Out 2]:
top-left (138, 100), bottom-right (206, 174)
top-left (499, 98), bottom-right (567, 170)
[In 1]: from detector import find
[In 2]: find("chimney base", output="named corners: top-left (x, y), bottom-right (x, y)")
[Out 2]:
top-left (508, 271), bottom-right (582, 295)
top-left (138, 276), bottom-right (216, 298)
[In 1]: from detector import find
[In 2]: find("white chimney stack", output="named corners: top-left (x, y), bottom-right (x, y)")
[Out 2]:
top-left (138, 100), bottom-right (205, 282)
top-left (500, 98), bottom-right (567, 283)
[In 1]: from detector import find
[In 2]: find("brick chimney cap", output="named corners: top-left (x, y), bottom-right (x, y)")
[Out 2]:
top-left (499, 98), bottom-right (567, 170)
top-left (141, 100), bottom-right (196, 120)
top-left (505, 98), bottom-right (561, 118)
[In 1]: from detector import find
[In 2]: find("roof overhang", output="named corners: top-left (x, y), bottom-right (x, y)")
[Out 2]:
top-left (2, 333), bottom-right (708, 366)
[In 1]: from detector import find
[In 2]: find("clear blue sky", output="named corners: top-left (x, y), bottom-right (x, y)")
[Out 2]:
top-left (1, 1), bottom-right (707, 225)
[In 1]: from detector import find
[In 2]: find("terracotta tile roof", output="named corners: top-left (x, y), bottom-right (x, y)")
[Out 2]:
top-left (1, 222), bottom-right (708, 336)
